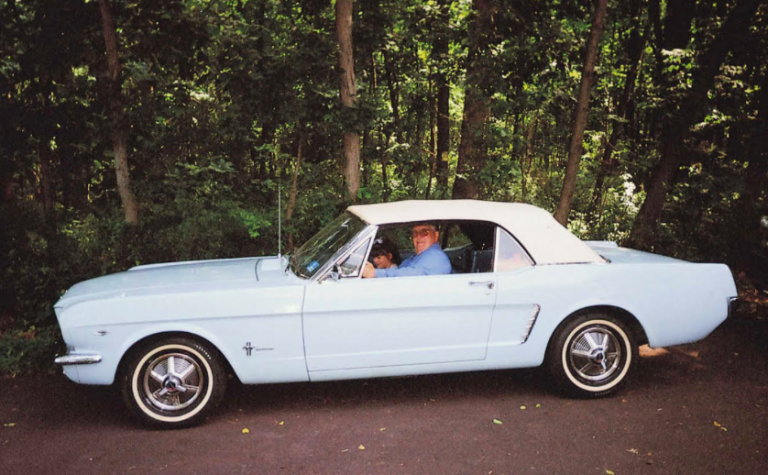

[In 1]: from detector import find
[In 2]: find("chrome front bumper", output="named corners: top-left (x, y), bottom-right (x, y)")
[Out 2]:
top-left (54, 354), bottom-right (103, 365)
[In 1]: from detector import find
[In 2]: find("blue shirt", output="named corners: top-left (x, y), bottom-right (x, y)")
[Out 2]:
top-left (375, 243), bottom-right (452, 278)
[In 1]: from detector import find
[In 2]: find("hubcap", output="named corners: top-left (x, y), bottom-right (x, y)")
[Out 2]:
top-left (142, 353), bottom-right (204, 411)
top-left (568, 326), bottom-right (622, 382)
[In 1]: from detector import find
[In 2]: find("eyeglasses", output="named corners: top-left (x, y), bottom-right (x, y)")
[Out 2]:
top-left (411, 228), bottom-right (435, 238)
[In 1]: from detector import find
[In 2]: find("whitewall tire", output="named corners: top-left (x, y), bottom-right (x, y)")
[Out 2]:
top-left (120, 337), bottom-right (227, 428)
top-left (547, 314), bottom-right (638, 398)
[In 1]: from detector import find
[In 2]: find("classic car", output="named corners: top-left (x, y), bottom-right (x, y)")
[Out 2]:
top-left (53, 200), bottom-right (737, 428)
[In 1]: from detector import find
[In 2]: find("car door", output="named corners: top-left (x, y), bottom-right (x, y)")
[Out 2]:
top-left (302, 222), bottom-right (497, 373)
top-left (302, 272), bottom-right (496, 372)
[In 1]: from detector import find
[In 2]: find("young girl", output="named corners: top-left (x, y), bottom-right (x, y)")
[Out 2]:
top-left (370, 237), bottom-right (401, 269)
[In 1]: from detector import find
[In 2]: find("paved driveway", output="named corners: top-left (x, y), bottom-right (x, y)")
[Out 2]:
top-left (1, 309), bottom-right (766, 475)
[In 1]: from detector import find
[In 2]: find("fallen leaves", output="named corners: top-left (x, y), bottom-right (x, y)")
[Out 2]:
top-left (358, 444), bottom-right (365, 450)
top-left (626, 448), bottom-right (639, 455)
top-left (713, 421), bottom-right (728, 431)
top-left (491, 403), bottom-right (543, 425)
top-left (241, 428), bottom-right (250, 434)
top-left (3, 423), bottom-right (15, 428)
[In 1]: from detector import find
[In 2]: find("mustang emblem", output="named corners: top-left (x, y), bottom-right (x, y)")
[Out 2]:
top-left (243, 342), bottom-right (274, 356)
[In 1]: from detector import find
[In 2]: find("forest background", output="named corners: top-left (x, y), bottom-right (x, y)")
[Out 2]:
top-left (1, 0), bottom-right (766, 375)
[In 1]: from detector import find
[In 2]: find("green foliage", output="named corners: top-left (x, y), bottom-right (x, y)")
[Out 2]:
top-left (0, 326), bottom-right (60, 376)
top-left (1, 0), bottom-right (766, 375)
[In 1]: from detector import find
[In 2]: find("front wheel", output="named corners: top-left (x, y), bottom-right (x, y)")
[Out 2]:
top-left (120, 337), bottom-right (227, 428)
top-left (547, 314), bottom-right (638, 398)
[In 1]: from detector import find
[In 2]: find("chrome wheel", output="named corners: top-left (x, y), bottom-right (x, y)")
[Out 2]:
top-left (143, 352), bottom-right (204, 412)
top-left (547, 314), bottom-right (638, 398)
top-left (121, 337), bottom-right (227, 428)
top-left (568, 326), bottom-right (622, 382)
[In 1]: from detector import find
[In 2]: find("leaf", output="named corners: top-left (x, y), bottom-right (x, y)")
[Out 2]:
top-left (626, 448), bottom-right (639, 454)
top-left (4, 423), bottom-right (15, 428)
top-left (379, 428), bottom-right (387, 432)
top-left (713, 421), bottom-right (721, 427)
top-left (241, 428), bottom-right (250, 434)
top-left (278, 421), bottom-right (285, 426)
top-left (358, 444), bottom-right (365, 450)
top-left (520, 406), bottom-right (527, 410)
top-left (492, 419), bottom-right (503, 425)
top-left (535, 404), bottom-right (541, 408)
top-left (606, 471), bottom-right (615, 475)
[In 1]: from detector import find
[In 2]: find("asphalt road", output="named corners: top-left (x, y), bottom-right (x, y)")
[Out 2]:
top-left (1, 308), bottom-right (766, 475)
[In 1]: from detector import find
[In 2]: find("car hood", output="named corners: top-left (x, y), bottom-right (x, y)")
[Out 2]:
top-left (55, 256), bottom-right (297, 309)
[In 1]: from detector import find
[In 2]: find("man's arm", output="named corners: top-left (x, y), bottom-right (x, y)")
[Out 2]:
top-left (375, 263), bottom-right (430, 278)
top-left (375, 247), bottom-right (451, 278)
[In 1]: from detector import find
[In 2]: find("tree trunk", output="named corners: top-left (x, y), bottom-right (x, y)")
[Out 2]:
top-left (590, 0), bottom-right (647, 216)
top-left (98, 0), bottom-right (138, 224)
top-left (452, 0), bottom-right (493, 200)
top-left (383, 50), bottom-right (401, 141)
top-left (453, 88), bottom-right (490, 200)
top-left (39, 146), bottom-right (54, 216)
top-left (553, 0), bottom-right (609, 225)
top-left (521, 114), bottom-right (538, 201)
top-left (629, 0), bottom-right (760, 246)
top-left (380, 131), bottom-right (391, 201)
top-left (433, 0), bottom-right (451, 197)
top-left (734, 68), bottom-right (767, 276)
top-left (336, 0), bottom-right (360, 202)
top-left (435, 80), bottom-right (450, 197)
top-left (426, 77), bottom-right (437, 199)
top-left (286, 138), bottom-right (303, 251)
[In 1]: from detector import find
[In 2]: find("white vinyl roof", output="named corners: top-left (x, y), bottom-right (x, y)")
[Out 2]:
top-left (347, 200), bottom-right (605, 265)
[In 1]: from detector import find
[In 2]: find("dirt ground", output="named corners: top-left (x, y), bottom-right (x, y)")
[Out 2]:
top-left (1, 307), bottom-right (766, 475)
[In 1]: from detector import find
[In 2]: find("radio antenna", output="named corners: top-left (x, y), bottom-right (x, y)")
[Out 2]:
top-left (277, 183), bottom-right (282, 258)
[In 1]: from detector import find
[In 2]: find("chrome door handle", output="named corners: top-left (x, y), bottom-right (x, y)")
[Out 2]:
top-left (469, 281), bottom-right (494, 290)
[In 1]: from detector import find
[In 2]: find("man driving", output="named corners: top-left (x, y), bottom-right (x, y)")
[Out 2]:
top-left (362, 222), bottom-right (452, 278)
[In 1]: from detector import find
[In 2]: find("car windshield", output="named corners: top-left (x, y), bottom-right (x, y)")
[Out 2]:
top-left (290, 212), bottom-right (367, 279)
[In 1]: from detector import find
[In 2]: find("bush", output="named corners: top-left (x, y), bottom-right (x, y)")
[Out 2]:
top-left (0, 326), bottom-right (61, 376)
top-left (0, 160), bottom-right (279, 376)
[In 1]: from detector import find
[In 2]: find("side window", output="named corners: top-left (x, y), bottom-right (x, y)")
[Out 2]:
top-left (442, 221), bottom-right (495, 274)
top-left (495, 228), bottom-right (532, 272)
top-left (443, 224), bottom-right (472, 248)
top-left (338, 237), bottom-right (371, 278)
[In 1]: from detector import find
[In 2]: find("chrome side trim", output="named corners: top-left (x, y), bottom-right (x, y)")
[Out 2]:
top-left (54, 354), bottom-right (103, 365)
top-left (727, 297), bottom-right (738, 319)
top-left (521, 304), bottom-right (541, 344)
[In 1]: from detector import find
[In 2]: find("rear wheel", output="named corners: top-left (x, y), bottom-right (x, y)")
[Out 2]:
top-left (120, 337), bottom-right (227, 428)
top-left (547, 313), bottom-right (637, 397)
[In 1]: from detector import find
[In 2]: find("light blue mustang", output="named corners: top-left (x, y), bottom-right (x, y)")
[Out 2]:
top-left (54, 200), bottom-right (737, 428)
